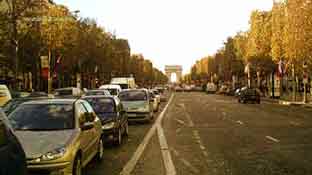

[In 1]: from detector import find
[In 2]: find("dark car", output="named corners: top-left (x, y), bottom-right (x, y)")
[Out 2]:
top-left (238, 88), bottom-right (261, 104)
top-left (2, 97), bottom-right (50, 116)
top-left (0, 109), bottom-right (27, 175)
top-left (83, 96), bottom-right (128, 145)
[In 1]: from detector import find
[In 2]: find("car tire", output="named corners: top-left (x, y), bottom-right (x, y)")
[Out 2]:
top-left (238, 99), bottom-right (241, 103)
top-left (73, 156), bottom-right (82, 175)
top-left (124, 121), bottom-right (129, 136)
top-left (114, 128), bottom-right (122, 146)
top-left (96, 139), bottom-right (104, 162)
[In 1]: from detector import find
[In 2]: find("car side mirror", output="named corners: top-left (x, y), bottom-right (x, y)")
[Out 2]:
top-left (81, 122), bottom-right (94, 131)
top-left (85, 112), bottom-right (95, 122)
top-left (120, 110), bottom-right (126, 115)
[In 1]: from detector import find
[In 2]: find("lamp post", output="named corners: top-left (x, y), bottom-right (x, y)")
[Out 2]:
top-left (303, 62), bottom-right (308, 103)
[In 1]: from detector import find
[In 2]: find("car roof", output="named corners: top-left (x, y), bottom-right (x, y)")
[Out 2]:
top-left (99, 84), bottom-right (121, 89)
top-left (55, 87), bottom-right (78, 90)
top-left (22, 98), bottom-right (81, 105)
top-left (82, 95), bottom-right (114, 99)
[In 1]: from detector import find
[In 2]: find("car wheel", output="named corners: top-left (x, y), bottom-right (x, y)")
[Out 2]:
top-left (124, 121), bottom-right (129, 136)
top-left (73, 156), bottom-right (82, 175)
top-left (238, 99), bottom-right (241, 103)
top-left (96, 139), bottom-right (104, 162)
top-left (114, 128), bottom-right (122, 146)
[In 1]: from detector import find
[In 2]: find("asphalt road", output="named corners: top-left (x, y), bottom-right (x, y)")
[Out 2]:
top-left (85, 92), bottom-right (312, 175)
top-left (84, 92), bottom-right (171, 175)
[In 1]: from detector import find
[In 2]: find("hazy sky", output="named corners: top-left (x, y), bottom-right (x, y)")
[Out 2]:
top-left (54, 0), bottom-right (273, 74)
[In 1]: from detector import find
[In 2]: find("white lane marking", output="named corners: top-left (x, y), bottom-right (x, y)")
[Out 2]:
top-left (175, 128), bottom-right (182, 134)
top-left (120, 94), bottom-right (174, 175)
top-left (236, 120), bottom-right (244, 125)
top-left (289, 121), bottom-right (300, 126)
top-left (175, 118), bottom-right (188, 126)
top-left (172, 149), bottom-right (200, 174)
top-left (266, 136), bottom-right (280, 143)
top-left (180, 104), bottom-right (195, 127)
top-left (157, 125), bottom-right (176, 175)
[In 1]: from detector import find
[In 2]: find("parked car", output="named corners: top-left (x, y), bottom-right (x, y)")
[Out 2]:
top-left (10, 91), bottom-right (30, 99)
top-left (82, 96), bottom-right (128, 145)
top-left (8, 99), bottom-right (104, 175)
top-left (206, 83), bottom-right (217, 94)
top-left (99, 84), bottom-right (122, 96)
top-left (238, 88), bottom-right (261, 104)
top-left (54, 87), bottom-right (83, 98)
top-left (184, 85), bottom-right (192, 92)
top-left (0, 109), bottom-right (27, 175)
top-left (0, 85), bottom-right (12, 107)
top-left (118, 89), bottom-right (154, 122)
top-left (217, 85), bottom-right (229, 95)
top-left (84, 89), bottom-right (110, 96)
top-left (149, 91), bottom-right (159, 112)
top-left (2, 96), bottom-right (51, 116)
top-left (235, 87), bottom-right (247, 97)
top-left (174, 86), bottom-right (184, 92)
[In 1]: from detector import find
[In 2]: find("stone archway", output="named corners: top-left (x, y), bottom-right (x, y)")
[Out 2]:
top-left (165, 65), bottom-right (183, 84)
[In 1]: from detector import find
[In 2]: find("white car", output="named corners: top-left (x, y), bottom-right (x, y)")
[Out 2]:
top-left (0, 85), bottom-right (12, 107)
top-left (99, 84), bottom-right (122, 96)
top-left (206, 83), bottom-right (217, 94)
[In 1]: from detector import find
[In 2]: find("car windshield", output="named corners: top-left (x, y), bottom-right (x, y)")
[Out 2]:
top-left (84, 98), bottom-right (115, 113)
top-left (119, 90), bottom-right (147, 101)
top-left (9, 104), bottom-right (74, 131)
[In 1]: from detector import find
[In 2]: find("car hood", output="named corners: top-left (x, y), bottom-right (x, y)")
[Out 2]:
top-left (15, 129), bottom-right (78, 159)
top-left (121, 101), bottom-right (148, 111)
top-left (97, 113), bottom-right (116, 123)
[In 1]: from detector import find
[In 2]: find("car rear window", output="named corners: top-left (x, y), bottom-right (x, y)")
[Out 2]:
top-left (84, 98), bottom-right (115, 113)
top-left (119, 90), bottom-right (147, 101)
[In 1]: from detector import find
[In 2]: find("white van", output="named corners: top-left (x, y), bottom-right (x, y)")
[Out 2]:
top-left (99, 84), bottom-right (122, 96)
top-left (110, 77), bottom-right (136, 89)
top-left (0, 85), bottom-right (12, 107)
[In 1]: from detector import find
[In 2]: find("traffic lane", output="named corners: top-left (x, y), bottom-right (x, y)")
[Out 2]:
top-left (193, 93), bottom-right (312, 174)
top-left (163, 92), bottom-right (312, 175)
top-left (84, 92), bottom-right (170, 175)
top-left (131, 133), bottom-right (165, 175)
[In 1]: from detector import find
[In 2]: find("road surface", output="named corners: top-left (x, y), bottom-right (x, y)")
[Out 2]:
top-left (86, 92), bottom-right (312, 175)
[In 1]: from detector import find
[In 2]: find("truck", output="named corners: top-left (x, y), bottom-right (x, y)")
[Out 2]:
top-left (110, 77), bottom-right (136, 89)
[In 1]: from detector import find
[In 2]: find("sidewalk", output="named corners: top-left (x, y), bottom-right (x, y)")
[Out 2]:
top-left (262, 95), bottom-right (312, 108)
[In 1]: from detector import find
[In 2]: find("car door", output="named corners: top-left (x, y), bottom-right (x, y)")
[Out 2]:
top-left (76, 102), bottom-right (94, 163)
top-left (115, 98), bottom-right (126, 133)
top-left (81, 101), bottom-right (101, 156)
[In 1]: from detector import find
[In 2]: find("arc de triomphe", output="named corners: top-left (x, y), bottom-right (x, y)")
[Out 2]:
top-left (165, 65), bottom-right (183, 83)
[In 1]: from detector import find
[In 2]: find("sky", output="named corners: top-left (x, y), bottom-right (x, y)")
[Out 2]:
top-left (54, 0), bottom-right (273, 74)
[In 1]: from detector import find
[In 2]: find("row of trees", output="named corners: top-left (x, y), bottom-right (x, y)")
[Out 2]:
top-left (188, 0), bottom-right (312, 89)
top-left (0, 0), bottom-right (167, 90)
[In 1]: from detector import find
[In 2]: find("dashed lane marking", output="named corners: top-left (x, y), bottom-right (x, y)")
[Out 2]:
top-left (175, 118), bottom-right (188, 126)
top-left (158, 125), bottom-right (176, 175)
top-left (172, 149), bottom-right (200, 174)
top-left (236, 120), bottom-right (244, 125)
top-left (266, 136), bottom-right (280, 143)
top-left (180, 103), bottom-right (195, 127)
top-left (120, 94), bottom-right (174, 175)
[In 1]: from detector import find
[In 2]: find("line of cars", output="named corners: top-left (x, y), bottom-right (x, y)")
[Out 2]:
top-left (204, 82), bottom-right (261, 104)
top-left (0, 83), bottom-right (166, 175)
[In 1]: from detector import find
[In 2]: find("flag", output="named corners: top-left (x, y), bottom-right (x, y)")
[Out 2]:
top-left (53, 55), bottom-right (62, 78)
